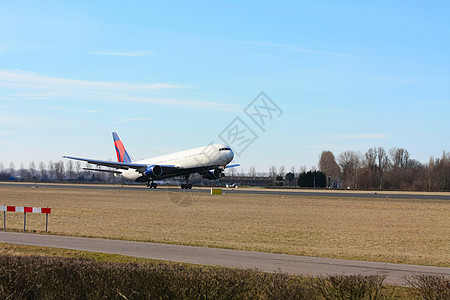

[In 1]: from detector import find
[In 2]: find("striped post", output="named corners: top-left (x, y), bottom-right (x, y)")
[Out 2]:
top-left (0, 206), bottom-right (52, 233)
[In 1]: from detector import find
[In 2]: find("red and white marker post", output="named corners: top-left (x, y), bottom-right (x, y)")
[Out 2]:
top-left (1, 205), bottom-right (52, 233)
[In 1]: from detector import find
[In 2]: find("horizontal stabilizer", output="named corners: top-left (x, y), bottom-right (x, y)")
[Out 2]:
top-left (83, 168), bottom-right (122, 174)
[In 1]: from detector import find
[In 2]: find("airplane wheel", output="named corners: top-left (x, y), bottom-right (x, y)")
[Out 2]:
top-left (151, 183), bottom-right (157, 189)
top-left (181, 183), bottom-right (192, 189)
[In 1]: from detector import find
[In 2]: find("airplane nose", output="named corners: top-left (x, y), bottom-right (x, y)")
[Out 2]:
top-left (228, 148), bottom-right (234, 161)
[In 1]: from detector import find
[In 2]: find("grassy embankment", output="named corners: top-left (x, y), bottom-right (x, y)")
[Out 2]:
top-left (2, 245), bottom-right (443, 299)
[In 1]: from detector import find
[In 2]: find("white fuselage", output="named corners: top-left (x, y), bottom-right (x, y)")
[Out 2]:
top-left (121, 144), bottom-right (234, 180)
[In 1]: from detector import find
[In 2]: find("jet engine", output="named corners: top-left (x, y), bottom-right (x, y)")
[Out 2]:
top-left (202, 168), bottom-right (225, 180)
top-left (144, 165), bottom-right (163, 177)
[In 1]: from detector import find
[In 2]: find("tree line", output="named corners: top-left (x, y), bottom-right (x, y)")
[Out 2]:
top-left (231, 147), bottom-right (449, 191)
top-left (318, 148), bottom-right (450, 191)
top-left (1, 147), bottom-right (449, 191)
top-left (0, 160), bottom-right (122, 184)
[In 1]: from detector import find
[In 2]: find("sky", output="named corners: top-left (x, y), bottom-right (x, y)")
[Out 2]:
top-left (1, 1), bottom-right (449, 173)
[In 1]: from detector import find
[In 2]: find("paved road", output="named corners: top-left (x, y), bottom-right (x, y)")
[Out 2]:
top-left (1, 232), bottom-right (448, 286)
top-left (1, 182), bottom-right (449, 200)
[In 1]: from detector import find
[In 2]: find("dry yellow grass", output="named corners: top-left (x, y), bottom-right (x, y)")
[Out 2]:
top-left (0, 185), bottom-right (448, 267)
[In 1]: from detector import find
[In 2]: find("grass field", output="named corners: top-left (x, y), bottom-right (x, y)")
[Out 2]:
top-left (0, 185), bottom-right (448, 267)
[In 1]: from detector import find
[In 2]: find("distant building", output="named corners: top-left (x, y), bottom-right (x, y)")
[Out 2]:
top-left (0, 173), bottom-right (11, 181)
top-left (219, 176), bottom-right (273, 187)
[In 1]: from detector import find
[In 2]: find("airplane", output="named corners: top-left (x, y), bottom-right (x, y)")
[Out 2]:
top-left (63, 132), bottom-right (239, 189)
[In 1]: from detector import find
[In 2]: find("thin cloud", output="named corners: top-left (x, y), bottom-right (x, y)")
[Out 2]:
top-left (91, 50), bottom-right (155, 57)
top-left (85, 109), bottom-right (99, 114)
top-left (0, 114), bottom-right (34, 126)
top-left (0, 130), bottom-right (13, 136)
top-left (0, 70), bottom-right (184, 91)
top-left (105, 95), bottom-right (242, 112)
top-left (116, 117), bottom-right (155, 124)
top-left (0, 92), bottom-right (56, 101)
top-left (325, 134), bottom-right (388, 140)
top-left (51, 106), bottom-right (68, 111)
top-left (232, 40), bottom-right (352, 57)
top-left (0, 69), bottom-right (242, 112)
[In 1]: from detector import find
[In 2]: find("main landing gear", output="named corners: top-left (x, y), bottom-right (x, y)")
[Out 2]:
top-left (181, 175), bottom-right (192, 189)
top-left (147, 181), bottom-right (157, 189)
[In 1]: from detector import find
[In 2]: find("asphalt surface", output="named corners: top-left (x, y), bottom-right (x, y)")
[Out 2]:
top-left (1, 232), bottom-right (448, 286)
top-left (1, 182), bottom-right (450, 200)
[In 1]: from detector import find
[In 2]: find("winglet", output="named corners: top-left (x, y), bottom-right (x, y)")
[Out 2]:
top-left (225, 164), bottom-right (240, 169)
top-left (112, 132), bottom-right (133, 163)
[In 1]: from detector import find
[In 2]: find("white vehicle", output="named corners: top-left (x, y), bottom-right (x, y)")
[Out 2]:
top-left (64, 132), bottom-right (238, 189)
top-left (226, 183), bottom-right (239, 188)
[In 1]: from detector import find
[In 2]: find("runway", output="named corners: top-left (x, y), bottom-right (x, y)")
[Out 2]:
top-left (1, 182), bottom-right (449, 200)
top-left (1, 232), bottom-right (449, 286)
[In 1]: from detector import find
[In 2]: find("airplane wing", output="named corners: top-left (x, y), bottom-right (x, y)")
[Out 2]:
top-left (63, 155), bottom-right (182, 175)
top-left (225, 164), bottom-right (240, 169)
top-left (63, 155), bottom-right (148, 171)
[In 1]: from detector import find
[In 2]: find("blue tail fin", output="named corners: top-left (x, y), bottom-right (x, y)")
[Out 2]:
top-left (112, 132), bottom-right (133, 163)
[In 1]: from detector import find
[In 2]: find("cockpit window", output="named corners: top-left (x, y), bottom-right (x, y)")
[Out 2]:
top-left (219, 147), bottom-right (231, 151)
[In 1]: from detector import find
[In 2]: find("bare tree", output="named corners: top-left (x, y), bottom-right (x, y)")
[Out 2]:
top-left (427, 156), bottom-right (434, 191)
top-left (19, 163), bottom-right (28, 180)
top-left (54, 161), bottom-right (65, 181)
top-left (39, 161), bottom-right (47, 181)
top-left (390, 147), bottom-right (410, 170)
top-left (66, 160), bottom-right (74, 180)
top-left (376, 147), bottom-right (389, 189)
top-left (230, 166), bottom-right (237, 177)
top-left (319, 151), bottom-right (341, 187)
top-left (437, 151), bottom-right (450, 190)
top-left (269, 166), bottom-right (277, 177)
top-left (75, 161), bottom-right (81, 179)
top-left (83, 162), bottom-right (94, 181)
top-left (359, 147), bottom-right (389, 189)
top-left (48, 161), bottom-right (56, 180)
top-left (95, 164), bottom-right (105, 182)
top-left (338, 150), bottom-right (361, 189)
top-left (299, 165), bottom-right (307, 174)
top-left (279, 165), bottom-right (285, 177)
top-left (29, 161), bottom-right (37, 180)
top-left (9, 162), bottom-right (15, 176)
top-left (290, 166), bottom-right (295, 176)
top-left (427, 151), bottom-right (450, 191)
top-left (248, 166), bottom-right (256, 178)
top-left (388, 148), bottom-right (411, 189)
top-left (0, 162), bottom-right (4, 172)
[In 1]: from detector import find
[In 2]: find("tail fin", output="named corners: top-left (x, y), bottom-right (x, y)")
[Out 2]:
top-left (112, 132), bottom-right (133, 163)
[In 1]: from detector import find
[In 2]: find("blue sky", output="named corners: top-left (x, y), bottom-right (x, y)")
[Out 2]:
top-left (1, 1), bottom-right (449, 173)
